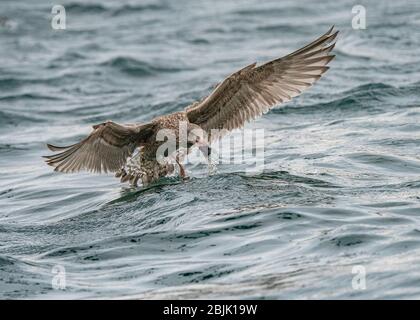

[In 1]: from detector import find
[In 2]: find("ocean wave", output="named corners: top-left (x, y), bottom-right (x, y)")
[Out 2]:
top-left (100, 57), bottom-right (183, 76)
top-left (65, 2), bottom-right (168, 15)
top-left (111, 3), bottom-right (168, 16)
top-left (0, 78), bottom-right (25, 90)
top-left (0, 16), bottom-right (18, 31)
top-left (0, 76), bottom-right (70, 90)
top-left (345, 152), bottom-right (420, 174)
top-left (0, 255), bottom-right (16, 267)
top-left (48, 52), bottom-right (88, 69)
top-left (234, 6), bottom-right (313, 17)
top-left (239, 170), bottom-right (340, 188)
top-left (0, 110), bottom-right (46, 127)
top-left (274, 82), bottom-right (402, 115)
top-left (64, 3), bottom-right (108, 14)
top-left (0, 93), bottom-right (61, 102)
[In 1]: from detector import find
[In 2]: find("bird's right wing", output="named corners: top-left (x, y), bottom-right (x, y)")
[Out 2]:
top-left (186, 27), bottom-right (338, 136)
top-left (44, 121), bottom-right (155, 173)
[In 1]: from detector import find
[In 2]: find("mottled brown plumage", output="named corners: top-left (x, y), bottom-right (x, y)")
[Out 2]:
top-left (44, 27), bottom-right (338, 186)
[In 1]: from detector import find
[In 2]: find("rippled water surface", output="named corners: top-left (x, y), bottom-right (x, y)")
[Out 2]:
top-left (1, 0), bottom-right (420, 299)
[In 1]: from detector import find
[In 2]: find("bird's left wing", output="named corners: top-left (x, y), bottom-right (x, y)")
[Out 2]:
top-left (44, 121), bottom-right (154, 173)
top-left (186, 27), bottom-right (338, 135)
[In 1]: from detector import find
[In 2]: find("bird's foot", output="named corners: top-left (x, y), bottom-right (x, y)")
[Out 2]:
top-left (175, 158), bottom-right (188, 179)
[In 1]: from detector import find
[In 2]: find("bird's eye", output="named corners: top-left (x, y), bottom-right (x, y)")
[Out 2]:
top-left (196, 137), bottom-right (200, 142)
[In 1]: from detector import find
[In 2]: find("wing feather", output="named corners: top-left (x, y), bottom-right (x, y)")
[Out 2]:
top-left (186, 27), bottom-right (338, 135)
top-left (44, 121), bottom-right (154, 173)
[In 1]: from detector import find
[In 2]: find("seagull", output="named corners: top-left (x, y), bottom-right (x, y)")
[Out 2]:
top-left (44, 27), bottom-right (338, 186)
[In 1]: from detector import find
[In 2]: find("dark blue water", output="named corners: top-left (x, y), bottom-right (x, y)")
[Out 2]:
top-left (1, 0), bottom-right (420, 299)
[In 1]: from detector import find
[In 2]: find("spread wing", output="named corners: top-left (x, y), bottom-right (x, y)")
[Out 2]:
top-left (44, 121), bottom-right (154, 173)
top-left (186, 26), bottom-right (338, 135)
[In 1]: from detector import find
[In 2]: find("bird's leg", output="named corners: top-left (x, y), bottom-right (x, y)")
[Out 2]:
top-left (130, 175), bottom-right (139, 187)
top-left (115, 167), bottom-right (126, 178)
top-left (176, 156), bottom-right (188, 180)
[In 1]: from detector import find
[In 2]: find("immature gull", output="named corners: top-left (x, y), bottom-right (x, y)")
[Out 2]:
top-left (44, 27), bottom-right (338, 186)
